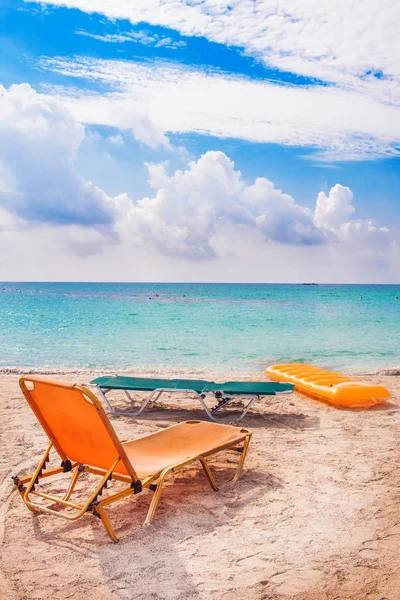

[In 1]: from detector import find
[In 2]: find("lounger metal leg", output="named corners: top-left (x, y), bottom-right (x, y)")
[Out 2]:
top-left (62, 465), bottom-right (81, 501)
top-left (22, 439), bottom-right (54, 505)
top-left (233, 395), bottom-right (259, 423)
top-left (197, 393), bottom-right (223, 422)
top-left (121, 389), bottom-right (156, 416)
top-left (126, 390), bottom-right (161, 416)
top-left (96, 387), bottom-right (115, 413)
top-left (124, 389), bottom-right (163, 408)
top-left (14, 439), bottom-right (159, 542)
top-left (144, 466), bottom-right (171, 526)
top-left (144, 443), bottom-right (249, 526)
top-left (97, 387), bottom-right (168, 417)
top-left (150, 390), bottom-right (163, 404)
top-left (123, 390), bottom-right (138, 405)
top-left (232, 434), bottom-right (252, 483)
top-left (95, 504), bottom-right (119, 543)
top-left (198, 393), bottom-right (259, 423)
top-left (198, 457), bottom-right (218, 491)
top-left (23, 458), bottom-right (121, 524)
top-left (143, 452), bottom-right (212, 526)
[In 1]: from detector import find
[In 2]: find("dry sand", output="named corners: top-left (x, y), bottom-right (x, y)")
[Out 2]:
top-left (1, 371), bottom-right (399, 600)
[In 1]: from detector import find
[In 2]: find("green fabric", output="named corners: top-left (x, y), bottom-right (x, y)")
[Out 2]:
top-left (91, 376), bottom-right (210, 393)
top-left (91, 376), bottom-right (180, 391)
top-left (209, 381), bottom-right (293, 395)
top-left (91, 375), bottom-right (293, 395)
top-left (172, 379), bottom-right (210, 392)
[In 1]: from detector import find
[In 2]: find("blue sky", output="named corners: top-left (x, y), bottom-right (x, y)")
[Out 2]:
top-left (0, 0), bottom-right (399, 282)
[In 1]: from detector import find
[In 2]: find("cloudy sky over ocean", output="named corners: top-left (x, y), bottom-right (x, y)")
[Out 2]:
top-left (0, 1), bottom-right (399, 282)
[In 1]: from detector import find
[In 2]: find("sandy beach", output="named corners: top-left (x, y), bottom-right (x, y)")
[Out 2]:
top-left (1, 371), bottom-right (399, 600)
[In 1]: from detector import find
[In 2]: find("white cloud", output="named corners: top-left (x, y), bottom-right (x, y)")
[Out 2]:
top-left (340, 219), bottom-right (391, 254)
top-left (39, 56), bottom-right (400, 160)
top-left (120, 151), bottom-right (262, 259)
top-left (76, 29), bottom-right (186, 49)
top-left (0, 83), bottom-right (120, 256)
top-left (114, 109), bottom-right (170, 150)
top-left (337, 218), bottom-right (392, 267)
top-left (314, 184), bottom-right (393, 265)
top-left (244, 178), bottom-right (322, 245)
top-left (1, 219), bottom-right (398, 283)
top-left (110, 151), bottom-right (397, 266)
top-left (0, 83), bottom-right (116, 229)
top-left (107, 133), bottom-right (123, 145)
top-left (117, 150), bottom-right (324, 260)
top-left (0, 85), bottom-right (397, 279)
top-left (314, 184), bottom-right (355, 234)
top-left (28, 0), bottom-right (400, 104)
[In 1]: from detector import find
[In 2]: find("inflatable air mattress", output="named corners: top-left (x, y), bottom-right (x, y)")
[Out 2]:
top-left (265, 364), bottom-right (390, 408)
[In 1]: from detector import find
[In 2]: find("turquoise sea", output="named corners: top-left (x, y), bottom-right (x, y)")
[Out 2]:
top-left (0, 283), bottom-right (399, 375)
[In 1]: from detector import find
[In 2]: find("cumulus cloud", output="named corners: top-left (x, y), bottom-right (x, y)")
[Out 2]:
top-left (0, 83), bottom-right (120, 255)
top-left (314, 185), bottom-right (355, 234)
top-left (243, 178), bottom-right (322, 245)
top-left (0, 83), bottom-right (115, 228)
top-left (115, 152), bottom-right (249, 259)
top-left (117, 151), bottom-right (325, 259)
top-left (39, 56), bottom-right (400, 160)
top-left (315, 184), bottom-right (393, 264)
top-left (110, 151), bottom-right (396, 264)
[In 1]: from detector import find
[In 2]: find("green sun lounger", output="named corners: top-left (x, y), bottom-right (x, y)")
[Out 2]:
top-left (90, 375), bottom-right (294, 422)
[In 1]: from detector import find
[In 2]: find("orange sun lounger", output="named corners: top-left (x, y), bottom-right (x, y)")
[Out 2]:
top-left (265, 364), bottom-right (390, 408)
top-left (12, 376), bottom-right (252, 542)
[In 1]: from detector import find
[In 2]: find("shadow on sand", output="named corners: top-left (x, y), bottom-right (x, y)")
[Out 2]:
top-left (28, 465), bottom-right (282, 599)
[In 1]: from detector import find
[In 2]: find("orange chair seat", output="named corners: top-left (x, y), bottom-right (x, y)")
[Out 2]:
top-left (119, 421), bottom-right (246, 479)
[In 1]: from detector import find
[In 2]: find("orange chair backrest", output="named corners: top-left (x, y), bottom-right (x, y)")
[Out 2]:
top-left (19, 376), bottom-right (137, 480)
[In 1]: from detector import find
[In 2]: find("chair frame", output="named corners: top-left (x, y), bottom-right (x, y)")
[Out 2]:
top-left (94, 383), bottom-right (270, 423)
top-left (13, 379), bottom-right (252, 542)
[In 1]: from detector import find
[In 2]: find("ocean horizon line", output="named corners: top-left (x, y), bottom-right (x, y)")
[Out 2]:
top-left (1, 281), bottom-right (400, 286)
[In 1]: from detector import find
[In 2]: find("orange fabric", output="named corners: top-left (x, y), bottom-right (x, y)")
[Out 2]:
top-left (20, 378), bottom-right (128, 473)
top-left (119, 421), bottom-right (247, 479)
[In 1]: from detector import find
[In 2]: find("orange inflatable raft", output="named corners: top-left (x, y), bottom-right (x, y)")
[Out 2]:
top-left (265, 364), bottom-right (390, 408)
